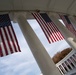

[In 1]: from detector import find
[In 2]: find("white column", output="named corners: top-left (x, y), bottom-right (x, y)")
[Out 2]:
top-left (68, 16), bottom-right (76, 29)
top-left (50, 15), bottom-right (76, 50)
top-left (16, 14), bottom-right (61, 75)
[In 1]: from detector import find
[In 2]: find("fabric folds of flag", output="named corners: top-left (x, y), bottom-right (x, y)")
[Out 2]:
top-left (59, 15), bottom-right (76, 36)
top-left (0, 14), bottom-right (21, 57)
top-left (32, 13), bottom-right (64, 43)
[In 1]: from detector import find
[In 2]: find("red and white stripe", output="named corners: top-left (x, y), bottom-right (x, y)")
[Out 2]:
top-left (0, 25), bottom-right (21, 57)
top-left (32, 13), bottom-right (64, 43)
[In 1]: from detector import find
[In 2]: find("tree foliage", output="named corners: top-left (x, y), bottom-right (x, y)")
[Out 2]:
top-left (52, 48), bottom-right (72, 64)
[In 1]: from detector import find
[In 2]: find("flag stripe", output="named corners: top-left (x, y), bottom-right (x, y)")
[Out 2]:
top-left (33, 13), bottom-right (57, 43)
top-left (39, 14), bottom-right (58, 42)
top-left (32, 13), bottom-right (64, 43)
top-left (32, 13), bottom-right (51, 43)
top-left (0, 36), bottom-right (6, 56)
top-left (8, 26), bottom-right (19, 52)
top-left (48, 22), bottom-right (63, 41)
top-left (0, 40), bottom-right (3, 56)
top-left (48, 23), bottom-right (59, 41)
top-left (8, 26), bottom-right (18, 52)
top-left (38, 13), bottom-right (56, 42)
top-left (0, 28), bottom-right (8, 55)
top-left (41, 14), bottom-right (64, 41)
top-left (50, 22), bottom-right (64, 40)
top-left (5, 27), bottom-right (15, 53)
top-left (3, 27), bottom-right (13, 53)
top-left (1, 28), bottom-right (11, 54)
top-left (11, 26), bottom-right (21, 52)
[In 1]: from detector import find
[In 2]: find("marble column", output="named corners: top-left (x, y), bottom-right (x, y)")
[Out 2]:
top-left (16, 14), bottom-right (61, 75)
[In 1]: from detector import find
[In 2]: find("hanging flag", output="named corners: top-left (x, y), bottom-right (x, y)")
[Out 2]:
top-left (0, 14), bottom-right (21, 57)
top-left (32, 13), bottom-right (64, 43)
top-left (59, 15), bottom-right (76, 36)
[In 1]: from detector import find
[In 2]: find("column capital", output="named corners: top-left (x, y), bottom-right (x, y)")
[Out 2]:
top-left (9, 12), bottom-right (27, 23)
top-left (10, 12), bottom-right (34, 23)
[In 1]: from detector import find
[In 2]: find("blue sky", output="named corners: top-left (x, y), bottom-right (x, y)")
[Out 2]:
top-left (0, 19), bottom-right (70, 75)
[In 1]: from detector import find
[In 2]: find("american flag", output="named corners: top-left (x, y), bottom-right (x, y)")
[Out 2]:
top-left (0, 14), bottom-right (21, 57)
top-left (59, 15), bottom-right (76, 36)
top-left (32, 13), bottom-right (64, 43)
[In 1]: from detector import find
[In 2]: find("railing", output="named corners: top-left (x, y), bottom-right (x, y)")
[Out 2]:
top-left (56, 50), bottom-right (76, 75)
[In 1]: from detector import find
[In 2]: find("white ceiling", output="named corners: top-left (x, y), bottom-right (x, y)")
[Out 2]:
top-left (0, 0), bottom-right (76, 15)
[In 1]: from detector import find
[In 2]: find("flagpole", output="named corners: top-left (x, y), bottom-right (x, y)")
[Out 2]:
top-left (16, 13), bottom-right (61, 75)
top-left (50, 14), bottom-right (76, 50)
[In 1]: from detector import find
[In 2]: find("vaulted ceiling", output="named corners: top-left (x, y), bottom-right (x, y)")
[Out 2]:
top-left (0, 0), bottom-right (76, 15)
